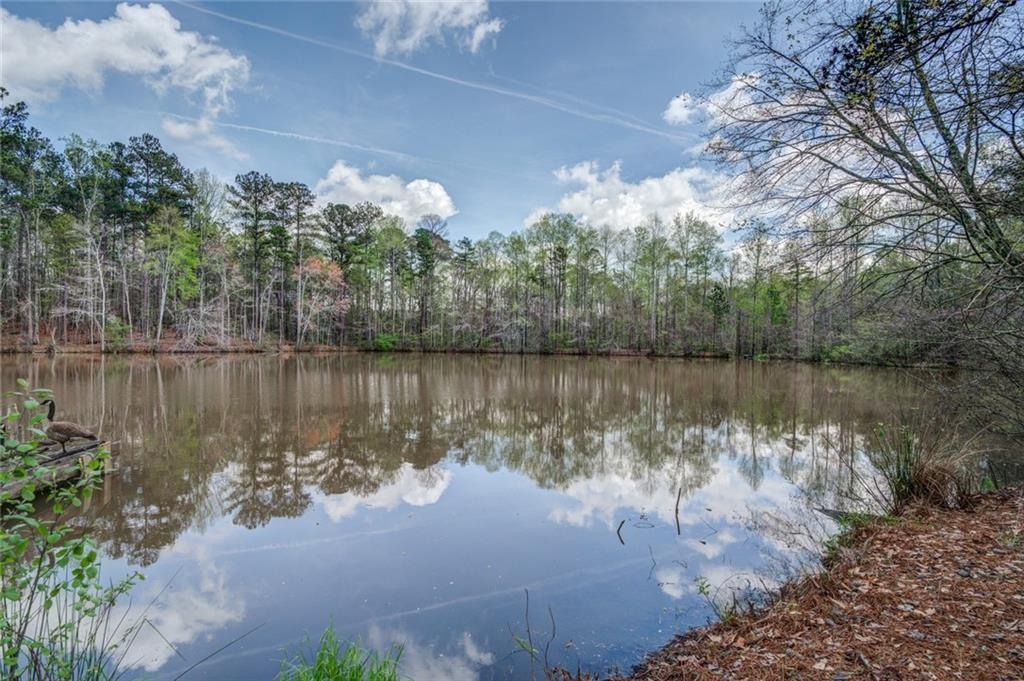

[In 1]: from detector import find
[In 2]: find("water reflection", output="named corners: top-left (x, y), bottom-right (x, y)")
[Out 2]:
top-left (0, 355), bottom-right (963, 678)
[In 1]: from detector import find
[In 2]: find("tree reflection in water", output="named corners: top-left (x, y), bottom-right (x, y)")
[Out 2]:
top-left (2, 355), bottom-right (999, 679)
top-left (1, 354), bottom-right (964, 566)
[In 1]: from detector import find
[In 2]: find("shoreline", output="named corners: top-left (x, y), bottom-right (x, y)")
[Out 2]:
top-left (621, 489), bottom-right (1024, 680)
top-left (0, 342), bottom-right (955, 370)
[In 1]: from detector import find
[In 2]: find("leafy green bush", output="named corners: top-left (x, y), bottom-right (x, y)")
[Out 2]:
top-left (103, 315), bottom-right (130, 352)
top-left (371, 333), bottom-right (401, 352)
top-left (0, 380), bottom-right (140, 680)
top-left (821, 343), bottom-right (856, 363)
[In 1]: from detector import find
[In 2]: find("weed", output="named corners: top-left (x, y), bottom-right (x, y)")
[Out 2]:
top-left (693, 575), bottom-right (748, 627)
top-left (821, 512), bottom-right (898, 566)
top-left (865, 418), bottom-right (980, 514)
top-left (278, 625), bottom-right (401, 681)
top-left (998, 530), bottom-right (1022, 549)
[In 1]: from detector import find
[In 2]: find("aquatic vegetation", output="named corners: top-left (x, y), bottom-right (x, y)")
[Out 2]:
top-left (278, 626), bottom-right (402, 681)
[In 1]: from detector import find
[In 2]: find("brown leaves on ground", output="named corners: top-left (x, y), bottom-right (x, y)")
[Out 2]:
top-left (627, 489), bottom-right (1024, 680)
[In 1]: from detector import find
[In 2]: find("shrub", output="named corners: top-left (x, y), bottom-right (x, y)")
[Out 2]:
top-left (0, 381), bottom-right (141, 679)
top-left (103, 315), bottom-right (130, 352)
top-left (865, 419), bottom-right (978, 514)
top-left (371, 333), bottom-right (401, 352)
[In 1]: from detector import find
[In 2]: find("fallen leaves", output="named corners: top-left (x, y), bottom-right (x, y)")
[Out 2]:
top-left (624, 489), bottom-right (1024, 680)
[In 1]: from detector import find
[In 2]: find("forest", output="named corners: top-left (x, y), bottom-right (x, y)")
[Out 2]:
top-left (0, 92), bottom-right (989, 365)
top-left (1, 1), bottom-right (1021, 421)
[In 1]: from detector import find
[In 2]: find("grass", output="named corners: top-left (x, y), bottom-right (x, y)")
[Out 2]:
top-left (277, 626), bottom-right (401, 681)
top-left (865, 418), bottom-right (980, 514)
top-left (998, 530), bottom-right (1022, 548)
top-left (822, 512), bottom-right (900, 566)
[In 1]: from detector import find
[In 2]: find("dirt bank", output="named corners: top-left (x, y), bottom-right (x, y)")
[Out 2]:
top-left (626, 489), bottom-right (1024, 680)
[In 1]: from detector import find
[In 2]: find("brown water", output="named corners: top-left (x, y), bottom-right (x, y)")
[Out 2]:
top-left (0, 354), bottom-right (985, 679)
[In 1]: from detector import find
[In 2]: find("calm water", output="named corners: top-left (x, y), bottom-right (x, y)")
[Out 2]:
top-left (0, 355), bottom-right (974, 678)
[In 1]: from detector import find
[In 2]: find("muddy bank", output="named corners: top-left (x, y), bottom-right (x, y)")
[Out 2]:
top-left (625, 489), bottom-right (1024, 680)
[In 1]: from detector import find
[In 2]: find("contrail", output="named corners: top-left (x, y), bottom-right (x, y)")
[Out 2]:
top-left (163, 112), bottom-right (421, 162)
top-left (157, 111), bottom-right (546, 183)
top-left (488, 68), bottom-right (659, 130)
top-left (172, 1), bottom-right (693, 144)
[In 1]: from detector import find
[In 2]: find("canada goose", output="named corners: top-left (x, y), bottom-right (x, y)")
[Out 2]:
top-left (40, 399), bottom-right (97, 453)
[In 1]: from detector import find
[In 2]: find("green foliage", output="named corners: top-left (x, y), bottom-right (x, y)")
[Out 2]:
top-left (103, 315), bottom-right (130, 352)
top-left (821, 344), bottom-right (856, 363)
top-left (0, 381), bottom-right (141, 679)
top-left (693, 575), bottom-right (741, 627)
top-left (821, 512), bottom-right (898, 566)
top-left (998, 531), bottom-right (1022, 549)
top-left (278, 626), bottom-right (401, 681)
top-left (371, 333), bottom-right (401, 352)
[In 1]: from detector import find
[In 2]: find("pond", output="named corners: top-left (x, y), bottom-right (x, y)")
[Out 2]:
top-left (0, 354), bottom-right (987, 679)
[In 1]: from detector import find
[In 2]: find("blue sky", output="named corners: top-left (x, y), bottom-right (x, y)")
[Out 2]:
top-left (2, 1), bottom-right (760, 240)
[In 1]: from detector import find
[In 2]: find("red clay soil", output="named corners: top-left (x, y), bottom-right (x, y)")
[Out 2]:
top-left (626, 489), bottom-right (1024, 680)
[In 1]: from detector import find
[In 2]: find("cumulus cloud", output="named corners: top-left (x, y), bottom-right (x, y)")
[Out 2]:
top-left (0, 3), bottom-right (250, 157)
top-left (355, 0), bottom-right (504, 57)
top-left (662, 74), bottom-right (759, 129)
top-left (315, 160), bottom-right (457, 225)
top-left (662, 92), bottom-right (699, 125)
top-left (526, 161), bottom-right (727, 228)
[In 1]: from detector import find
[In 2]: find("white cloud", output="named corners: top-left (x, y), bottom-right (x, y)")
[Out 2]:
top-left (94, 530), bottom-right (245, 673)
top-left (317, 463), bottom-right (451, 522)
top-left (526, 161), bottom-right (727, 228)
top-left (367, 626), bottom-right (495, 681)
top-left (355, 0), bottom-right (504, 57)
top-left (315, 160), bottom-right (457, 225)
top-left (0, 3), bottom-right (250, 157)
top-left (662, 92), bottom-right (698, 125)
top-left (466, 18), bottom-right (503, 53)
top-left (662, 74), bottom-right (759, 129)
top-left (161, 116), bottom-right (247, 161)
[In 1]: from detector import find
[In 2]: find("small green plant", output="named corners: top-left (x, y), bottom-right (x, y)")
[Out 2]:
top-left (278, 626), bottom-right (401, 681)
top-left (511, 633), bottom-right (539, 660)
top-left (998, 530), bottom-right (1022, 549)
top-left (693, 575), bottom-right (742, 626)
top-left (1, 380), bottom-right (141, 680)
top-left (821, 512), bottom-right (897, 565)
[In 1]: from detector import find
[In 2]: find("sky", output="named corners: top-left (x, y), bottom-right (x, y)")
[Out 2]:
top-left (1, 1), bottom-right (761, 240)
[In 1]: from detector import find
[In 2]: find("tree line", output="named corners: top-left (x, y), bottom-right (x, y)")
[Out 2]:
top-left (0, 99), bottom-right (968, 365)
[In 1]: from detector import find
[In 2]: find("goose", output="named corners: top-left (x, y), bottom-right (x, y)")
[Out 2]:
top-left (40, 399), bottom-right (97, 453)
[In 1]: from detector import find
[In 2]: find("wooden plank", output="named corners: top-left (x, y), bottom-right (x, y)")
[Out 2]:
top-left (1, 441), bottom-right (115, 500)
